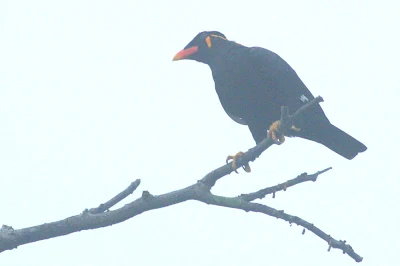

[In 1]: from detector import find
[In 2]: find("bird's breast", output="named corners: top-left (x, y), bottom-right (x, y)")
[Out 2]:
top-left (211, 66), bottom-right (273, 120)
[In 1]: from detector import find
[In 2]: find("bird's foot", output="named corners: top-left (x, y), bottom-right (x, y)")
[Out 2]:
top-left (226, 152), bottom-right (251, 173)
top-left (268, 121), bottom-right (285, 144)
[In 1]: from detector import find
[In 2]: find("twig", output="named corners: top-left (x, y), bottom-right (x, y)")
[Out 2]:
top-left (195, 186), bottom-right (362, 262)
top-left (89, 179), bottom-right (141, 214)
top-left (289, 96), bottom-right (324, 126)
top-left (239, 167), bottom-right (332, 202)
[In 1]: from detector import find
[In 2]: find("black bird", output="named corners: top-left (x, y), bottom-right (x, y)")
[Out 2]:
top-left (173, 31), bottom-right (367, 171)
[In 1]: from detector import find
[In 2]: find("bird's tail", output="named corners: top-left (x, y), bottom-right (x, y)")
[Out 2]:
top-left (299, 123), bottom-right (367, 160)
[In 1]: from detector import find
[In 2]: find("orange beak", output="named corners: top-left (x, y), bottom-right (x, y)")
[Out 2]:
top-left (172, 46), bottom-right (199, 61)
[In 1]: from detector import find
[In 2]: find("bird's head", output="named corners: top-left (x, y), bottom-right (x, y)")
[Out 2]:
top-left (173, 31), bottom-right (230, 64)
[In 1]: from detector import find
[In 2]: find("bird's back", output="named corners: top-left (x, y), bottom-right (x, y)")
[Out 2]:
top-left (209, 45), bottom-right (329, 128)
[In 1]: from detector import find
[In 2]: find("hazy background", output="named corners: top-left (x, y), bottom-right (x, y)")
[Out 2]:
top-left (0, 1), bottom-right (399, 265)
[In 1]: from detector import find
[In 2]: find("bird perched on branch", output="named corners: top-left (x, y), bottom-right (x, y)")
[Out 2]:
top-left (173, 31), bottom-right (367, 172)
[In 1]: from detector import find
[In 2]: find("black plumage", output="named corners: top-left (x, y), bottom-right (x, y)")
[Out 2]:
top-left (173, 31), bottom-right (367, 160)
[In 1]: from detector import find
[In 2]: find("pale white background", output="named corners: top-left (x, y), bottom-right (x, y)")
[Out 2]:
top-left (0, 1), bottom-right (399, 265)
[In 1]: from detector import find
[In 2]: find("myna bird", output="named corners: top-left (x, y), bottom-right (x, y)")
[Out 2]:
top-left (173, 31), bottom-right (367, 172)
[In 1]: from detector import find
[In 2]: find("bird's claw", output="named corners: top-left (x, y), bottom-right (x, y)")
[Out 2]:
top-left (268, 120), bottom-right (285, 144)
top-left (226, 152), bottom-right (251, 173)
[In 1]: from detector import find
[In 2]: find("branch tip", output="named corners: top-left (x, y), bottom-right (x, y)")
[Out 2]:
top-left (239, 167), bottom-right (331, 202)
top-left (89, 179), bottom-right (141, 214)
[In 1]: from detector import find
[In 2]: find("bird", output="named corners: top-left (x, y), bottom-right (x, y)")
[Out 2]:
top-left (173, 31), bottom-right (367, 172)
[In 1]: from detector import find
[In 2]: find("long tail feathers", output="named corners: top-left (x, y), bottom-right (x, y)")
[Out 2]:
top-left (299, 123), bottom-right (367, 160)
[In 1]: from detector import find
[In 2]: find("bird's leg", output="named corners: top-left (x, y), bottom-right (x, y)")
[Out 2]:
top-left (268, 121), bottom-right (301, 144)
top-left (226, 152), bottom-right (251, 173)
top-left (268, 121), bottom-right (285, 144)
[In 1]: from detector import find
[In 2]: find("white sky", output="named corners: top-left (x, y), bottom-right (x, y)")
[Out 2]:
top-left (0, 1), bottom-right (399, 265)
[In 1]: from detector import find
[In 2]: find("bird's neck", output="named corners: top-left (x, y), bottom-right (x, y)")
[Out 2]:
top-left (207, 41), bottom-right (245, 66)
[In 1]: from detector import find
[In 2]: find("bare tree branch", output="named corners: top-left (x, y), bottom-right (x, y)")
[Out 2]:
top-left (0, 96), bottom-right (363, 262)
top-left (238, 167), bottom-right (332, 201)
top-left (195, 185), bottom-right (362, 262)
top-left (89, 179), bottom-right (141, 214)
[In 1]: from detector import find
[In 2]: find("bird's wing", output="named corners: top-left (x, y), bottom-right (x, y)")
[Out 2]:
top-left (248, 47), bottom-right (316, 109)
top-left (248, 47), bottom-right (329, 124)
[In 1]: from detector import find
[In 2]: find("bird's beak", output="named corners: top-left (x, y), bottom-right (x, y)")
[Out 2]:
top-left (172, 46), bottom-right (199, 61)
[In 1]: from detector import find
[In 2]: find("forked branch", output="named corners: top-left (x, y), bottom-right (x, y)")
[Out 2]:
top-left (0, 96), bottom-right (362, 262)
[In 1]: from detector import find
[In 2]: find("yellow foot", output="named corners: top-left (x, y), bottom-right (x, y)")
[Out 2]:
top-left (268, 120), bottom-right (285, 144)
top-left (226, 151), bottom-right (251, 173)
